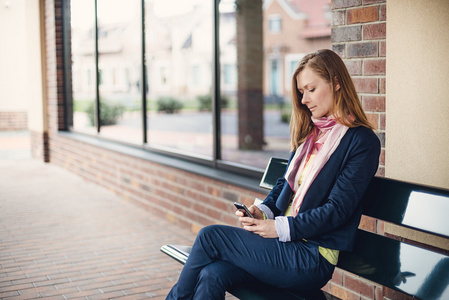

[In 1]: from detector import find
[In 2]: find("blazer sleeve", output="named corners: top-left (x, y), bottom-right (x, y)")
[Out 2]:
top-left (288, 129), bottom-right (381, 242)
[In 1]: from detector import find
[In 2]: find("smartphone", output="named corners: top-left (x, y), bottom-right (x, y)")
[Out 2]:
top-left (234, 202), bottom-right (255, 218)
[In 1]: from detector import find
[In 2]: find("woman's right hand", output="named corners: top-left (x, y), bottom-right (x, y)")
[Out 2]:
top-left (235, 205), bottom-right (264, 221)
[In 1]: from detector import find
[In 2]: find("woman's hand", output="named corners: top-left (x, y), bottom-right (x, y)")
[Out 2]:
top-left (235, 204), bottom-right (264, 219)
top-left (235, 205), bottom-right (278, 238)
top-left (241, 218), bottom-right (278, 238)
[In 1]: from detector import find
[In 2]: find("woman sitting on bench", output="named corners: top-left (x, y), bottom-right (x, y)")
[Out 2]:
top-left (166, 49), bottom-right (381, 299)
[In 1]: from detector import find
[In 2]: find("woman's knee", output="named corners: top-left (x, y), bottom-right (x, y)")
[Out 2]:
top-left (196, 224), bottom-right (227, 244)
top-left (197, 261), bottom-right (237, 289)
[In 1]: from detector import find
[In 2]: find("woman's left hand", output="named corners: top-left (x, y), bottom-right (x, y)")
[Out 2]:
top-left (240, 217), bottom-right (278, 238)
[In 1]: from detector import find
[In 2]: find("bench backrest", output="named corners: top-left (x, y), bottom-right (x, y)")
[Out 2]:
top-left (362, 176), bottom-right (449, 238)
top-left (260, 157), bottom-right (449, 299)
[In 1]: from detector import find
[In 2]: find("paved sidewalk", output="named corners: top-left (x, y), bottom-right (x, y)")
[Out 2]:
top-left (0, 132), bottom-right (202, 299)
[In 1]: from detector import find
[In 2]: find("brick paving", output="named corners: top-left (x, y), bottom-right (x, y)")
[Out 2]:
top-left (0, 131), bottom-right (236, 299)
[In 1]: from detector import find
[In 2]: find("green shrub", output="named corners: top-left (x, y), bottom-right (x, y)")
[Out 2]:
top-left (86, 101), bottom-right (126, 126)
top-left (73, 100), bottom-right (92, 112)
top-left (197, 94), bottom-right (230, 111)
top-left (281, 110), bottom-right (291, 124)
top-left (156, 97), bottom-right (183, 114)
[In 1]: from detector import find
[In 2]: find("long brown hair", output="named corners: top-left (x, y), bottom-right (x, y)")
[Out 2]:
top-left (290, 49), bottom-right (373, 151)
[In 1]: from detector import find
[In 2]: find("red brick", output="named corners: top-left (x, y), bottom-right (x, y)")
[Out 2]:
top-left (380, 40), bottom-right (386, 57)
top-left (363, 23), bottom-right (386, 40)
top-left (379, 113), bottom-right (386, 129)
top-left (332, 25), bottom-right (362, 43)
top-left (379, 149), bottom-right (385, 166)
top-left (347, 41), bottom-right (378, 58)
top-left (377, 220), bottom-right (385, 235)
top-left (375, 285), bottom-right (383, 300)
top-left (344, 273), bottom-right (375, 298)
top-left (332, 10), bottom-right (345, 26)
top-left (353, 77), bottom-right (378, 93)
top-left (364, 0), bottom-right (385, 4)
top-left (332, 44), bottom-right (345, 58)
top-left (366, 113), bottom-right (378, 130)
top-left (380, 4), bottom-right (386, 21)
top-left (330, 283), bottom-right (361, 300)
top-left (379, 78), bottom-right (386, 94)
top-left (347, 6), bottom-right (379, 24)
top-left (363, 95), bottom-right (385, 112)
top-left (333, 0), bottom-right (362, 9)
top-left (359, 215), bottom-right (377, 232)
top-left (331, 268), bottom-right (344, 285)
top-left (322, 282), bottom-right (331, 293)
top-left (364, 59), bottom-right (386, 75)
top-left (345, 59), bottom-right (362, 75)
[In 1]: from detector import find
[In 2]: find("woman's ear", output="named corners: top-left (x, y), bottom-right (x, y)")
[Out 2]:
top-left (334, 77), bottom-right (340, 91)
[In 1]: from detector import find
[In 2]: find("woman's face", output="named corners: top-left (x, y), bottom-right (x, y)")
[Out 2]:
top-left (296, 66), bottom-right (334, 119)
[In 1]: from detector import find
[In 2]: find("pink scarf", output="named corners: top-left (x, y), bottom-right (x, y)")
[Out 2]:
top-left (284, 116), bottom-right (348, 216)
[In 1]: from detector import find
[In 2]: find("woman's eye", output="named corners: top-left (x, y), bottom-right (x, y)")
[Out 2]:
top-left (309, 88), bottom-right (315, 93)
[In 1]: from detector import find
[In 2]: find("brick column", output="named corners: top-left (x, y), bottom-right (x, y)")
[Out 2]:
top-left (325, 1), bottom-right (387, 299)
top-left (45, 0), bottom-right (67, 134)
top-left (39, 0), bottom-right (68, 163)
top-left (236, 0), bottom-right (264, 150)
top-left (332, 0), bottom-right (386, 176)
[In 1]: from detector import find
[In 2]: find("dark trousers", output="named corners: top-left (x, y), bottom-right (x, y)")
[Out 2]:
top-left (166, 224), bottom-right (334, 300)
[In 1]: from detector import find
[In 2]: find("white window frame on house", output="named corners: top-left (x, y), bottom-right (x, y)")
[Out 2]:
top-left (268, 14), bottom-right (282, 33)
top-left (284, 53), bottom-right (305, 92)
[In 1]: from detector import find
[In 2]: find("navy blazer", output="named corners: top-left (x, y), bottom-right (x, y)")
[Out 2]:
top-left (262, 126), bottom-right (381, 252)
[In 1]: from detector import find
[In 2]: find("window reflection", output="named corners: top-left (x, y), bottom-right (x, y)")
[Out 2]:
top-left (71, 0), bottom-right (96, 134)
top-left (402, 191), bottom-right (449, 237)
top-left (70, 0), bottom-right (331, 170)
top-left (145, 0), bottom-right (213, 157)
top-left (96, 0), bottom-right (143, 144)
top-left (219, 0), bottom-right (331, 169)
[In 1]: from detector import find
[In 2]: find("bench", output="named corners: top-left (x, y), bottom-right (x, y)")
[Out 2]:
top-left (161, 157), bottom-right (449, 299)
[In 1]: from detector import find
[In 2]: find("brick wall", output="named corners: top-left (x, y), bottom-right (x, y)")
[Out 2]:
top-left (0, 112), bottom-right (28, 130)
top-left (326, 0), bottom-right (392, 299)
top-left (48, 134), bottom-right (266, 234)
top-left (332, 0), bottom-right (386, 177)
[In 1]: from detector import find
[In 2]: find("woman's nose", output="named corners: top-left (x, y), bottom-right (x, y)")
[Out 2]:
top-left (301, 93), bottom-right (308, 105)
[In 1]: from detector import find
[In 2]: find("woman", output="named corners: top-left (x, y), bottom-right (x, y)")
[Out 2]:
top-left (166, 49), bottom-right (380, 299)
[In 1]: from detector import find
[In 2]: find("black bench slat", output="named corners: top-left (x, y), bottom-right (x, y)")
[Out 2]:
top-left (363, 177), bottom-right (449, 238)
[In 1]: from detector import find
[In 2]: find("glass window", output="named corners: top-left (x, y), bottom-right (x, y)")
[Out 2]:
top-left (145, 0), bottom-right (213, 158)
top-left (71, 0), bottom-right (96, 135)
top-left (268, 15), bottom-right (282, 33)
top-left (219, 0), bottom-right (291, 169)
top-left (96, 0), bottom-right (143, 144)
top-left (69, 0), bottom-right (330, 171)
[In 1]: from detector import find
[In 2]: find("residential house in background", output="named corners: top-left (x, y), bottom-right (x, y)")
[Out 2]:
top-left (263, 0), bottom-right (331, 104)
